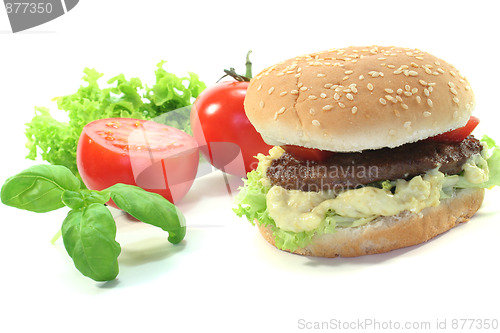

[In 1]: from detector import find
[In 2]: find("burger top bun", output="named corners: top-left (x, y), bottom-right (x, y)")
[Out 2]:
top-left (244, 46), bottom-right (475, 152)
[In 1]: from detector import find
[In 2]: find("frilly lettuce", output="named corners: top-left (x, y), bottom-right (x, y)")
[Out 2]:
top-left (233, 135), bottom-right (500, 252)
top-left (25, 62), bottom-right (206, 188)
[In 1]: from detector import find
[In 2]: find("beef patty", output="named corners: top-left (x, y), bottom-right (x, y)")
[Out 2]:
top-left (267, 135), bottom-right (483, 192)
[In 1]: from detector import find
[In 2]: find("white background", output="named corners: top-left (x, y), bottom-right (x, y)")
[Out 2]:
top-left (1, 1), bottom-right (499, 332)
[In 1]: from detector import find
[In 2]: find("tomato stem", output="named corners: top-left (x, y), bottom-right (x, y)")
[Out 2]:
top-left (218, 50), bottom-right (253, 82)
top-left (245, 50), bottom-right (253, 79)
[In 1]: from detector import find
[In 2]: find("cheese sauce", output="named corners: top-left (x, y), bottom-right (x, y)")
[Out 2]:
top-left (264, 154), bottom-right (487, 233)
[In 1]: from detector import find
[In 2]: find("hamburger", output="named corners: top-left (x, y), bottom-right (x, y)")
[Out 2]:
top-left (234, 46), bottom-right (500, 257)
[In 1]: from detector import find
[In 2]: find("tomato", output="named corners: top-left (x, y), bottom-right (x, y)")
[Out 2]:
top-left (429, 116), bottom-right (480, 142)
top-left (77, 118), bottom-right (199, 206)
top-left (190, 81), bottom-right (273, 177)
top-left (283, 145), bottom-right (335, 162)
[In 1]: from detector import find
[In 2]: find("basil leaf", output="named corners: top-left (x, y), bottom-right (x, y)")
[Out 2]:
top-left (1, 164), bottom-right (80, 213)
top-left (106, 183), bottom-right (186, 244)
top-left (61, 190), bottom-right (84, 209)
top-left (62, 203), bottom-right (121, 281)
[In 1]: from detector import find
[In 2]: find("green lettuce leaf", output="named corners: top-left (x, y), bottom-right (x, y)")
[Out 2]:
top-left (25, 63), bottom-right (206, 188)
top-left (234, 135), bottom-right (500, 252)
top-left (455, 135), bottom-right (500, 189)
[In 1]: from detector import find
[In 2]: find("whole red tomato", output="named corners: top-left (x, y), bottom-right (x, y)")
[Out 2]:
top-left (190, 80), bottom-right (273, 177)
top-left (77, 118), bottom-right (199, 206)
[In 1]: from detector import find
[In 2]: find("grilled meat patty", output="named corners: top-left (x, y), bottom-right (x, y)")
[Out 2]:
top-left (267, 136), bottom-right (483, 192)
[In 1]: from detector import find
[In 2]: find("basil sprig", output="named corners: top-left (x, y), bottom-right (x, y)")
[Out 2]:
top-left (1, 164), bottom-right (186, 281)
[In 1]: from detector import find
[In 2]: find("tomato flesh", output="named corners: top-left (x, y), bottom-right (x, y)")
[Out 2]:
top-left (77, 118), bottom-right (199, 206)
top-left (190, 81), bottom-right (273, 177)
top-left (283, 145), bottom-right (335, 162)
top-left (429, 116), bottom-right (480, 142)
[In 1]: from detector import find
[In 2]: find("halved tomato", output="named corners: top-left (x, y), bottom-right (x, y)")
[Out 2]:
top-left (77, 118), bottom-right (199, 205)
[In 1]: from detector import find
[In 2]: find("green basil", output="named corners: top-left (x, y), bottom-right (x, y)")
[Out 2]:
top-left (106, 183), bottom-right (186, 244)
top-left (62, 203), bottom-right (121, 281)
top-left (1, 164), bottom-right (80, 213)
top-left (1, 164), bottom-right (187, 281)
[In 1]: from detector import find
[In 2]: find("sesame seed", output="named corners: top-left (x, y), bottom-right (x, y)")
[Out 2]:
top-left (343, 88), bottom-right (351, 93)
top-left (334, 93), bottom-right (340, 100)
top-left (312, 120), bottom-right (321, 127)
top-left (295, 73), bottom-right (302, 78)
top-left (435, 60), bottom-right (441, 66)
top-left (385, 88), bottom-right (394, 94)
top-left (273, 112), bottom-right (278, 120)
top-left (257, 85), bottom-right (262, 91)
top-left (408, 70), bottom-right (418, 76)
top-left (412, 88), bottom-right (418, 94)
top-left (278, 107), bottom-right (286, 114)
top-left (397, 88), bottom-right (403, 95)
top-left (324, 83), bottom-right (333, 88)
top-left (404, 121), bottom-right (412, 128)
top-left (401, 103), bottom-right (409, 110)
top-left (423, 111), bottom-right (432, 117)
top-left (424, 88), bottom-right (430, 97)
top-left (450, 70), bottom-right (457, 77)
top-left (424, 67), bottom-right (433, 75)
top-left (453, 97), bottom-right (460, 104)
top-left (290, 89), bottom-right (299, 95)
top-left (465, 86), bottom-right (471, 91)
top-left (351, 87), bottom-right (358, 93)
top-left (419, 79), bottom-right (428, 86)
top-left (319, 92), bottom-right (327, 99)
top-left (367, 83), bottom-right (374, 91)
top-left (345, 70), bottom-right (354, 75)
top-left (394, 70), bottom-right (402, 75)
top-left (416, 96), bottom-right (422, 103)
top-left (343, 76), bottom-right (350, 81)
top-left (300, 86), bottom-right (308, 91)
top-left (448, 81), bottom-right (455, 88)
top-left (352, 106), bottom-right (358, 114)
top-left (437, 68), bottom-right (445, 74)
top-left (279, 91), bottom-right (287, 97)
top-left (404, 91), bottom-right (412, 97)
top-left (427, 99), bottom-right (433, 107)
top-left (394, 109), bottom-right (401, 117)
top-left (346, 93), bottom-right (354, 100)
top-left (309, 108), bottom-right (316, 115)
top-left (405, 85), bottom-right (411, 91)
top-left (396, 96), bottom-right (403, 102)
top-left (317, 73), bottom-right (326, 77)
top-left (308, 95), bottom-right (318, 100)
top-left (276, 72), bottom-right (285, 77)
top-left (415, 56), bottom-right (424, 60)
top-left (298, 82), bottom-right (303, 88)
top-left (385, 94), bottom-right (393, 101)
top-left (387, 64), bottom-right (396, 69)
top-left (259, 101), bottom-right (265, 108)
top-left (338, 102), bottom-right (346, 108)
top-left (379, 98), bottom-right (387, 105)
top-left (268, 87), bottom-right (275, 94)
top-left (359, 75), bottom-right (365, 80)
top-left (322, 105), bottom-right (334, 111)
top-left (450, 88), bottom-right (458, 95)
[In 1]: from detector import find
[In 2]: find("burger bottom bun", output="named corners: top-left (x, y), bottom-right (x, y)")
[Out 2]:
top-left (258, 188), bottom-right (485, 257)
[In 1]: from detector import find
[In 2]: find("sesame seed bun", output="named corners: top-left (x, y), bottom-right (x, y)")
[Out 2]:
top-left (244, 46), bottom-right (475, 152)
top-left (258, 188), bottom-right (484, 257)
